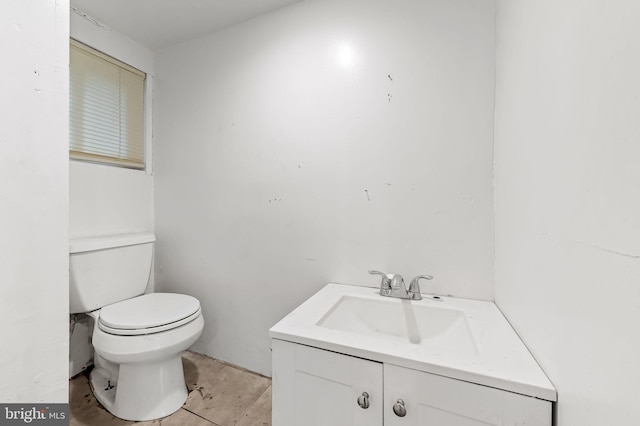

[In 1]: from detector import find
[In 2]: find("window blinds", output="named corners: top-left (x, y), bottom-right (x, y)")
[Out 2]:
top-left (70, 39), bottom-right (146, 169)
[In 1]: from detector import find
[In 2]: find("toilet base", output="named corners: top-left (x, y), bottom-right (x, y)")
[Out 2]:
top-left (90, 354), bottom-right (188, 421)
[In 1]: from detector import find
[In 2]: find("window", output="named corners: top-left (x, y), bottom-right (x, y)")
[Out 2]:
top-left (69, 39), bottom-right (146, 169)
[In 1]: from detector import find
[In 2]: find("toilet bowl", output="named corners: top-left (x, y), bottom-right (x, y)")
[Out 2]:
top-left (87, 293), bottom-right (204, 420)
top-left (69, 233), bottom-right (204, 421)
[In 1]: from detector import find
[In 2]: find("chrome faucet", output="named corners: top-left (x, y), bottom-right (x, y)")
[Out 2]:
top-left (369, 270), bottom-right (434, 300)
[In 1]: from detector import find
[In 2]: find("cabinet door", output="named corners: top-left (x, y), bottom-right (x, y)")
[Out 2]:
top-left (272, 339), bottom-right (383, 426)
top-left (384, 364), bottom-right (551, 426)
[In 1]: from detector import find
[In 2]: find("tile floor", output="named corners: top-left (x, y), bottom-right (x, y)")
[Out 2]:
top-left (69, 351), bottom-right (272, 426)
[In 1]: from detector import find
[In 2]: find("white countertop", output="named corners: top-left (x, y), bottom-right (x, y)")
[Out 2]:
top-left (269, 283), bottom-right (556, 401)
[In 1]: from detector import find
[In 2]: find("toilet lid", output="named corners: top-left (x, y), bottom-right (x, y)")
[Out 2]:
top-left (99, 293), bottom-right (201, 334)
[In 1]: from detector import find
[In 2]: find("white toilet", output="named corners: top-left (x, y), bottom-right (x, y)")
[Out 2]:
top-left (69, 233), bottom-right (204, 421)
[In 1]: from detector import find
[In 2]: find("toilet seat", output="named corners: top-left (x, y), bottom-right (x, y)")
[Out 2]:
top-left (98, 293), bottom-right (201, 336)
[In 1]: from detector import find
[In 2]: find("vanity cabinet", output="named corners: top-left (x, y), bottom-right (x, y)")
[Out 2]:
top-left (272, 340), bottom-right (552, 426)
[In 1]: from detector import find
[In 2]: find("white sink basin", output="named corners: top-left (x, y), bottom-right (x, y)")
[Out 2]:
top-left (270, 283), bottom-right (557, 401)
top-left (317, 295), bottom-right (477, 355)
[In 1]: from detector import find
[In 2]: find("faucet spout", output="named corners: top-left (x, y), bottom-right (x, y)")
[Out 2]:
top-left (390, 274), bottom-right (404, 289)
top-left (386, 274), bottom-right (409, 298)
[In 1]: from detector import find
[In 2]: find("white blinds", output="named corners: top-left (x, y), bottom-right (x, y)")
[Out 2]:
top-left (70, 39), bottom-right (146, 169)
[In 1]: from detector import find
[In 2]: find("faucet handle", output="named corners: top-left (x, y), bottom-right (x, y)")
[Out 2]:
top-left (369, 270), bottom-right (392, 290)
top-left (408, 274), bottom-right (434, 300)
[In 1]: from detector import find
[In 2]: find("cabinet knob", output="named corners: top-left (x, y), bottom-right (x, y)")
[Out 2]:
top-left (393, 399), bottom-right (407, 417)
top-left (357, 392), bottom-right (370, 409)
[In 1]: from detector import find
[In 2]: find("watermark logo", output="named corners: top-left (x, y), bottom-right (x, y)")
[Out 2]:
top-left (1, 404), bottom-right (67, 425)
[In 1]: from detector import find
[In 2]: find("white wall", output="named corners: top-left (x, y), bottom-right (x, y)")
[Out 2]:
top-left (69, 9), bottom-right (155, 240)
top-left (154, 0), bottom-right (496, 375)
top-left (68, 10), bottom-right (155, 377)
top-left (0, 0), bottom-right (69, 403)
top-left (494, 0), bottom-right (640, 423)
top-left (69, 162), bottom-right (154, 237)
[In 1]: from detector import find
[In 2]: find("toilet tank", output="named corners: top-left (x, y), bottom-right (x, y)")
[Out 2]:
top-left (69, 233), bottom-right (156, 314)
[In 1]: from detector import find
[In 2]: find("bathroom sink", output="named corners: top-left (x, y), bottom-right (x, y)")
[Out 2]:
top-left (317, 295), bottom-right (477, 355)
top-left (270, 283), bottom-right (558, 401)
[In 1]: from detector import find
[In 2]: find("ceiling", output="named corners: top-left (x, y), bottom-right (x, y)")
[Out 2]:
top-left (71, 0), bottom-right (303, 50)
